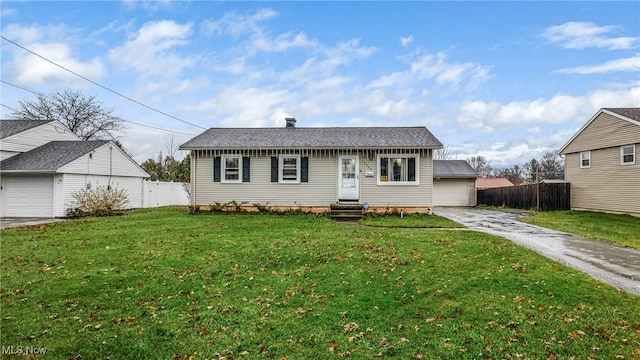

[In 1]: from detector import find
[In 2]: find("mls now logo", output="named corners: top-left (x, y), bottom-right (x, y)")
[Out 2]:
top-left (2, 346), bottom-right (47, 355)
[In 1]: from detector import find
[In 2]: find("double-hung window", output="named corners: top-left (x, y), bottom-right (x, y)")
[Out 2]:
top-left (221, 155), bottom-right (242, 183)
top-left (621, 144), bottom-right (635, 165)
top-left (377, 155), bottom-right (418, 185)
top-left (279, 155), bottom-right (300, 183)
top-left (580, 151), bottom-right (591, 168)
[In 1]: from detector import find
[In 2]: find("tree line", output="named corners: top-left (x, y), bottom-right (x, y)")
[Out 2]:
top-left (466, 153), bottom-right (565, 185)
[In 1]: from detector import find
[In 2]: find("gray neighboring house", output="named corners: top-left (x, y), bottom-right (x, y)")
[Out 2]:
top-left (432, 160), bottom-right (478, 206)
top-left (180, 118), bottom-right (444, 213)
top-left (1, 120), bottom-right (149, 218)
top-left (559, 107), bottom-right (639, 216)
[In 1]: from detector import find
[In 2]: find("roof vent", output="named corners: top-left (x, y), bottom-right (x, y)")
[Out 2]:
top-left (285, 117), bottom-right (296, 128)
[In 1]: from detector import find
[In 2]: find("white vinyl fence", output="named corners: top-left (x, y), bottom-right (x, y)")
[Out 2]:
top-left (142, 181), bottom-right (189, 208)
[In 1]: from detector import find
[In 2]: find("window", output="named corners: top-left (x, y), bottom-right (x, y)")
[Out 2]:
top-left (377, 155), bottom-right (418, 185)
top-left (279, 155), bottom-right (300, 183)
top-left (222, 155), bottom-right (242, 183)
top-left (621, 144), bottom-right (635, 165)
top-left (214, 156), bottom-right (249, 183)
top-left (580, 151), bottom-right (591, 168)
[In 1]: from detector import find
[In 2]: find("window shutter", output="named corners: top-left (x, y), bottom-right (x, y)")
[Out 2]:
top-left (213, 157), bottom-right (221, 182)
top-left (301, 157), bottom-right (309, 182)
top-left (271, 157), bottom-right (278, 182)
top-left (242, 157), bottom-right (250, 182)
top-left (408, 157), bottom-right (416, 182)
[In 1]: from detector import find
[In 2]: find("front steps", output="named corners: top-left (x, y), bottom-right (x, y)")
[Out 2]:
top-left (330, 202), bottom-right (363, 221)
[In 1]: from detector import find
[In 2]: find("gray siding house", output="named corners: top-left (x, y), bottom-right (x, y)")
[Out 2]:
top-left (559, 108), bottom-right (640, 216)
top-left (0, 120), bottom-right (149, 217)
top-left (180, 118), bottom-right (443, 213)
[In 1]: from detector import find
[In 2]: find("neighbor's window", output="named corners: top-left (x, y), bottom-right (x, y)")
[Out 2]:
top-left (580, 151), bottom-right (591, 168)
top-left (621, 144), bottom-right (635, 165)
top-left (279, 155), bottom-right (300, 183)
top-left (222, 155), bottom-right (242, 183)
top-left (378, 155), bottom-right (418, 185)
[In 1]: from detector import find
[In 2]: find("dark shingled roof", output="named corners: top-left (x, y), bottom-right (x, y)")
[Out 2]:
top-left (604, 108), bottom-right (640, 122)
top-left (180, 126), bottom-right (443, 150)
top-left (0, 140), bottom-right (109, 171)
top-left (433, 160), bottom-right (478, 178)
top-left (0, 120), bottom-right (51, 139)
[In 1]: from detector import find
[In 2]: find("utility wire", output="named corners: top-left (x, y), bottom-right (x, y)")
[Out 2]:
top-left (1, 35), bottom-right (206, 130)
top-left (1, 80), bottom-right (197, 137)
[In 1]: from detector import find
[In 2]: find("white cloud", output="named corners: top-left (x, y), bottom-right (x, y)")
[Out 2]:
top-left (555, 55), bottom-right (640, 74)
top-left (200, 8), bottom-right (278, 37)
top-left (400, 35), bottom-right (414, 47)
top-left (108, 20), bottom-right (196, 77)
top-left (541, 21), bottom-right (638, 50)
top-left (368, 52), bottom-right (491, 90)
top-left (457, 86), bottom-right (640, 130)
top-left (2, 24), bottom-right (105, 87)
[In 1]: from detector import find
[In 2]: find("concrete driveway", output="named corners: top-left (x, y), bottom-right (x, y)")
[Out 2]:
top-left (0, 217), bottom-right (65, 230)
top-left (433, 207), bottom-right (640, 296)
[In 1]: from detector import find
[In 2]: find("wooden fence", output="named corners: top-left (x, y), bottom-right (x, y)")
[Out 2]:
top-left (477, 182), bottom-right (570, 211)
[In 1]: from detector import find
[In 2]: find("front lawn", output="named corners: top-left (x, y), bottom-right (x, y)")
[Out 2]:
top-left (2, 207), bottom-right (639, 359)
top-left (360, 213), bottom-right (463, 228)
top-left (518, 210), bottom-right (640, 250)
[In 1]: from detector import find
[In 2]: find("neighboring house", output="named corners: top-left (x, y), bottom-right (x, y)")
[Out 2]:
top-left (559, 107), bottom-right (640, 216)
top-left (432, 160), bottom-right (477, 206)
top-left (179, 118), bottom-right (443, 213)
top-left (1, 119), bottom-right (80, 160)
top-left (0, 120), bottom-right (149, 218)
top-left (475, 177), bottom-right (514, 190)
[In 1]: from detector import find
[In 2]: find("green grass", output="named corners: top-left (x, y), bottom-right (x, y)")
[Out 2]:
top-left (359, 213), bottom-right (464, 228)
top-left (2, 207), bottom-right (639, 359)
top-left (519, 210), bottom-right (640, 250)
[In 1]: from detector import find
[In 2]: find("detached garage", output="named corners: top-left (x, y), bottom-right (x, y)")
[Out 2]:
top-left (0, 140), bottom-right (149, 218)
top-left (432, 160), bottom-right (477, 206)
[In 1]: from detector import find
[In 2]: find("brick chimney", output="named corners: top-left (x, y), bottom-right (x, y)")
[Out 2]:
top-left (285, 117), bottom-right (297, 128)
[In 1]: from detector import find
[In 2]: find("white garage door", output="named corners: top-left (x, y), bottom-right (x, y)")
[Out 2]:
top-left (2, 175), bottom-right (54, 217)
top-left (433, 179), bottom-right (473, 206)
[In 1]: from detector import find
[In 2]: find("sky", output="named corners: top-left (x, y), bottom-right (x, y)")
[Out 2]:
top-left (1, 1), bottom-right (639, 168)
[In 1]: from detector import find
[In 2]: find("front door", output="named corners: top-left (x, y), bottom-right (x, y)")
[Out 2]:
top-left (338, 155), bottom-right (359, 201)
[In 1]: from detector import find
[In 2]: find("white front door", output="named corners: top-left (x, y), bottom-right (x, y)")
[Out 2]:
top-left (338, 155), bottom-right (359, 201)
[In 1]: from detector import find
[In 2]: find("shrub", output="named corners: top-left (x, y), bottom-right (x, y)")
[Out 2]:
top-left (68, 185), bottom-right (129, 217)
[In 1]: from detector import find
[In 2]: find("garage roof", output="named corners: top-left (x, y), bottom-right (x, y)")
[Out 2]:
top-left (0, 140), bottom-right (109, 171)
top-left (433, 160), bottom-right (478, 179)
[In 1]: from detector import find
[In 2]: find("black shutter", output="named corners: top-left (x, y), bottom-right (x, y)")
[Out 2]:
top-left (301, 157), bottom-right (309, 182)
top-left (271, 157), bottom-right (278, 182)
top-left (242, 157), bottom-right (250, 182)
top-left (408, 157), bottom-right (416, 182)
top-left (213, 157), bottom-right (221, 182)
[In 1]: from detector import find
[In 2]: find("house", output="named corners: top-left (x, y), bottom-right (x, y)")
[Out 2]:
top-left (432, 160), bottom-right (477, 206)
top-left (1, 119), bottom-right (80, 160)
top-left (558, 107), bottom-right (639, 216)
top-left (179, 118), bottom-right (443, 213)
top-left (475, 177), bottom-right (514, 190)
top-left (0, 120), bottom-right (149, 218)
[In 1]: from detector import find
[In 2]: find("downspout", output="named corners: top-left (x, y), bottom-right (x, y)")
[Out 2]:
top-left (192, 150), bottom-right (196, 207)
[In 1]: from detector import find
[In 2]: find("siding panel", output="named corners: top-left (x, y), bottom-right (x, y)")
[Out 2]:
top-left (563, 113), bottom-right (640, 153)
top-left (565, 147), bottom-right (640, 215)
top-left (61, 174), bottom-right (144, 217)
top-left (192, 151), bottom-right (434, 209)
top-left (60, 143), bottom-right (148, 177)
top-left (0, 121), bottom-right (79, 157)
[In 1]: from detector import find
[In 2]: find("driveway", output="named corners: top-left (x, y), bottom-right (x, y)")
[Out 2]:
top-left (0, 217), bottom-right (65, 230)
top-left (433, 207), bottom-right (640, 296)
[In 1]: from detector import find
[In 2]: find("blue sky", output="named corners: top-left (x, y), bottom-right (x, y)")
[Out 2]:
top-left (1, 1), bottom-right (639, 167)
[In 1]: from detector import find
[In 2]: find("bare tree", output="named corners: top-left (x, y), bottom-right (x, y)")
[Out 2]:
top-left (10, 89), bottom-right (124, 140)
top-left (522, 158), bottom-right (540, 183)
top-left (466, 155), bottom-right (493, 178)
top-left (538, 151), bottom-right (565, 180)
top-left (434, 144), bottom-right (454, 160)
